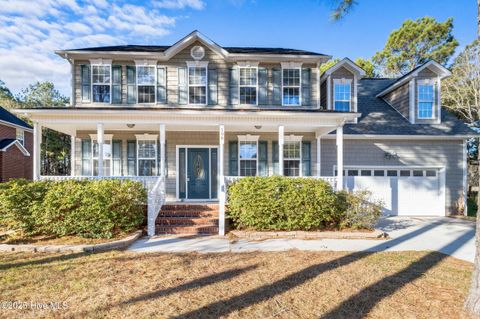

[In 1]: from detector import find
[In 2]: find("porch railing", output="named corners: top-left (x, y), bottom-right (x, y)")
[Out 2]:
top-left (39, 175), bottom-right (160, 192)
top-left (147, 176), bottom-right (166, 236)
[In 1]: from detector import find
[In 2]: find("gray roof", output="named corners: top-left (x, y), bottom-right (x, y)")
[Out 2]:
top-left (71, 45), bottom-right (326, 56)
top-left (344, 78), bottom-right (475, 136)
top-left (0, 106), bottom-right (32, 129)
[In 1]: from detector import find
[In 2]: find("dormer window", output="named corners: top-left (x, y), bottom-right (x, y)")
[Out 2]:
top-left (417, 80), bottom-right (435, 119)
top-left (333, 79), bottom-right (351, 111)
top-left (188, 66), bottom-right (207, 105)
top-left (282, 68), bottom-right (301, 106)
top-left (92, 65), bottom-right (111, 103)
top-left (137, 65), bottom-right (156, 103)
top-left (239, 67), bottom-right (258, 105)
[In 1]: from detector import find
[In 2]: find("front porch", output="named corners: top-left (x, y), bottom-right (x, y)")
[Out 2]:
top-left (22, 108), bottom-right (358, 236)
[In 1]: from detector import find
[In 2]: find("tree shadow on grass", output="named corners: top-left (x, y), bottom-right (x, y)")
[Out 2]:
top-left (0, 251), bottom-right (93, 271)
top-left (172, 221), bottom-right (470, 319)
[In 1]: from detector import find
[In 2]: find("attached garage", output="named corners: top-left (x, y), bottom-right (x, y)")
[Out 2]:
top-left (343, 167), bottom-right (445, 216)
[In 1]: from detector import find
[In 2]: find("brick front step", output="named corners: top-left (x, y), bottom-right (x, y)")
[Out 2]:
top-left (155, 225), bottom-right (219, 235)
top-left (161, 204), bottom-right (219, 211)
top-left (158, 210), bottom-right (219, 218)
top-left (156, 217), bottom-right (219, 226)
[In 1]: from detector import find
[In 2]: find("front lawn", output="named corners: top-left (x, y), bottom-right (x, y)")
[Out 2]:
top-left (0, 251), bottom-right (474, 318)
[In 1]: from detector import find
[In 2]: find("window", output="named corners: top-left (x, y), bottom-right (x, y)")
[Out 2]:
top-left (400, 170), bottom-right (411, 177)
top-left (137, 66), bottom-right (156, 103)
top-left (374, 170), bottom-right (385, 176)
top-left (92, 140), bottom-right (112, 176)
top-left (137, 139), bottom-right (157, 176)
top-left (418, 82), bottom-right (435, 119)
top-left (426, 170), bottom-right (437, 177)
top-left (387, 170), bottom-right (398, 177)
top-left (284, 140), bottom-right (301, 176)
top-left (188, 67), bottom-right (207, 104)
top-left (333, 79), bottom-right (351, 111)
top-left (413, 170), bottom-right (424, 177)
top-left (16, 128), bottom-right (24, 146)
top-left (239, 67), bottom-right (257, 105)
top-left (348, 170), bottom-right (359, 176)
top-left (361, 170), bottom-right (372, 176)
top-left (92, 65), bottom-right (111, 103)
top-left (282, 68), bottom-right (300, 106)
top-left (239, 140), bottom-right (257, 176)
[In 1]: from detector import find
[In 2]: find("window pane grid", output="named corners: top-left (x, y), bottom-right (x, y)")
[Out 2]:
top-left (283, 69), bottom-right (300, 105)
top-left (188, 67), bottom-right (207, 104)
top-left (137, 140), bottom-right (157, 176)
top-left (92, 65), bottom-right (111, 103)
top-left (418, 84), bottom-right (434, 118)
top-left (138, 86), bottom-right (155, 103)
top-left (334, 82), bottom-right (351, 111)
top-left (239, 67), bottom-right (257, 105)
top-left (239, 141), bottom-right (257, 176)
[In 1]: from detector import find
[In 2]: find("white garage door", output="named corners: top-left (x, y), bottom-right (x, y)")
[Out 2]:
top-left (343, 167), bottom-right (445, 216)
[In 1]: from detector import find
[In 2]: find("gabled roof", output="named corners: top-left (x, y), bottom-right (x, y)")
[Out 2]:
top-left (0, 106), bottom-right (32, 130)
top-left (321, 58), bottom-right (366, 82)
top-left (0, 139), bottom-right (30, 156)
top-left (376, 60), bottom-right (452, 97)
top-left (341, 78), bottom-right (475, 137)
top-left (55, 30), bottom-right (329, 61)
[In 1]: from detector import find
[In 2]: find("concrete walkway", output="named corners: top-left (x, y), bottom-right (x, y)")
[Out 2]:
top-left (128, 217), bottom-right (477, 262)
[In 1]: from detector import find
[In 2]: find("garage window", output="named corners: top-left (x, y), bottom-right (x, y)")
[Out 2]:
top-left (425, 170), bottom-right (437, 177)
top-left (348, 170), bottom-right (359, 176)
top-left (413, 170), bottom-right (423, 177)
top-left (400, 170), bottom-right (411, 177)
top-left (387, 170), bottom-right (398, 177)
top-left (374, 170), bottom-right (385, 176)
top-left (361, 170), bottom-right (372, 176)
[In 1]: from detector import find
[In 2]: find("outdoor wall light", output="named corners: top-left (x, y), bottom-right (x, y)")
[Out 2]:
top-left (254, 125), bottom-right (262, 130)
top-left (126, 124), bottom-right (135, 128)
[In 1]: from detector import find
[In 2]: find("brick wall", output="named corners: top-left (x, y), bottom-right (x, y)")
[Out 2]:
top-left (0, 123), bottom-right (33, 181)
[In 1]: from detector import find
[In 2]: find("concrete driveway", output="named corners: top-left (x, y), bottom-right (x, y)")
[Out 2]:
top-left (128, 217), bottom-right (476, 262)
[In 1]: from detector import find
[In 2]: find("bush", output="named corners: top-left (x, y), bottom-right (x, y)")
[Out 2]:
top-left (0, 179), bottom-right (146, 238)
top-left (227, 177), bottom-right (383, 231)
top-left (337, 190), bottom-right (383, 230)
top-left (227, 176), bottom-right (343, 231)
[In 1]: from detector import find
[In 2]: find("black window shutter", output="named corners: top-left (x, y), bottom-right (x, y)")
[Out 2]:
top-left (272, 141), bottom-right (279, 175)
top-left (178, 67), bottom-right (188, 105)
top-left (112, 140), bottom-right (122, 176)
top-left (126, 66), bottom-right (136, 104)
top-left (228, 67), bottom-right (239, 105)
top-left (157, 67), bottom-right (167, 104)
top-left (302, 141), bottom-right (311, 176)
top-left (112, 66), bottom-right (122, 104)
top-left (81, 65), bottom-right (91, 102)
top-left (258, 68), bottom-right (268, 105)
top-left (229, 141), bottom-right (238, 176)
top-left (81, 139), bottom-right (91, 176)
top-left (258, 141), bottom-right (268, 176)
top-left (208, 68), bottom-right (218, 105)
top-left (272, 69), bottom-right (281, 105)
top-left (127, 140), bottom-right (136, 175)
top-left (301, 68), bottom-right (312, 106)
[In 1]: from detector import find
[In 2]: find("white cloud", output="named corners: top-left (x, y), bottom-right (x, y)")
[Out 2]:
top-left (154, 0), bottom-right (205, 10)
top-left (0, 0), bottom-right (196, 96)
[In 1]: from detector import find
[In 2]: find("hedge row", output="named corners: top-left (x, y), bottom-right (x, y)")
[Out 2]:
top-left (0, 179), bottom-right (146, 238)
top-left (227, 176), bottom-right (382, 231)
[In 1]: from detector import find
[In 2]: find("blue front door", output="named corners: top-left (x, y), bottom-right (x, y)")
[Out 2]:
top-left (187, 148), bottom-right (210, 199)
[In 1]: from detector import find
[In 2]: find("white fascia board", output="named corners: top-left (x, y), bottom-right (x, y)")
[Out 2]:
top-left (1, 140), bottom-right (30, 156)
top-left (320, 58), bottom-right (366, 83)
top-left (0, 119), bottom-right (33, 132)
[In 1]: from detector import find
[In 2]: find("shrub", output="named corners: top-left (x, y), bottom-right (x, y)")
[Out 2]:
top-left (227, 176), bottom-right (343, 231)
top-left (337, 190), bottom-right (383, 230)
top-left (227, 177), bottom-right (383, 231)
top-left (0, 179), bottom-right (146, 238)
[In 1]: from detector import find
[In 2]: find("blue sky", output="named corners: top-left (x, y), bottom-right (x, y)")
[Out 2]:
top-left (0, 0), bottom-right (477, 96)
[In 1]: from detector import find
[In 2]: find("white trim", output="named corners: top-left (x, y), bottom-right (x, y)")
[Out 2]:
top-left (281, 62), bottom-right (303, 69)
top-left (134, 59), bottom-right (158, 66)
top-left (15, 128), bottom-right (24, 146)
top-left (408, 79), bottom-right (415, 124)
top-left (436, 76), bottom-right (442, 124)
top-left (376, 60), bottom-right (451, 97)
top-left (135, 134), bottom-right (158, 140)
top-left (237, 134), bottom-right (260, 142)
top-left (353, 74), bottom-right (358, 114)
top-left (0, 119), bottom-right (32, 132)
top-left (284, 134), bottom-right (303, 142)
top-left (326, 75), bottom-right (331, 110)
top-left (278, 125), bottom-right (284, 175)
top-left (333, 78), bottom-right (352, 112)
top-left (281, 67), bottom-right (302, 106)
top-left (175, 145), bottom-right (219, 201)
top-left (321, 58), bottom-right (366, 82)
top-left (0, 139), bottom-right (30, 156)
top-left (417, 78), bottom-right (436, 119)
top-left (190, 45), bottom-right (205, 60)
top-left (238, 66), bottom-right (259, 106)
top-left (33, 122), bottom-right (41, 180)
top-left (70, 135), bottom-right (76, 176)
top-left (136, 64), bottom-right (157, 104)
top-left (336, 126), bottom-right (344, 190)
top-left (237, 61), bottom-right (259, 68)
top-left (187, 64), bottom-right (208, 106)
top-left (89, 134), bottom-right (113, 141)
top-left (91, 64), bottom-right (112, 104)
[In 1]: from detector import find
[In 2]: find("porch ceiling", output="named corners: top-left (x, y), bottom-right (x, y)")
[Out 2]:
top-left (14, 108), bottom-right (359, 136)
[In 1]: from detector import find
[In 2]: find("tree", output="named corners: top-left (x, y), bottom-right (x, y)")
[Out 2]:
top-left (320, 58), bottom-right (340, 75)
top-left (16, 81), bottom-right (71, 176)
top-left (331, 0), bottom-right (356, 21)
top-left (373, 17), bottom-right (458, 77)
top-left (0, 80), bottom-right (22, 110)
top-left (465, 1), bottom-right (480, 315)
top-left (354, 58), bottom-right (378, 77)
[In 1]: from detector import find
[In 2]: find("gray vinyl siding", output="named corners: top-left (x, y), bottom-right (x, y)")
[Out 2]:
top-left (72, 41), bottom-right (319, 109)
top-left (383, 82), bottom-right (410, 120)
top-left (320, 138), bottom-right (464, 214)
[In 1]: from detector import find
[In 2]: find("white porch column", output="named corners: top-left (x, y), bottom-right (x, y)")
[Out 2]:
top-left (218, 124), bottom-right (225, 236)
top-left (316, 134), bottom-right (321, 176)
top-left (97, 123), bottom-right (104, 177)
top-left (336, 126), bottom-right (344, 190)
top-left (70, 134), bottom-right (76, 176)
top-left (33, 122), bottom-right (42, 180)
top-left (159, 124), bottom-right (166, 176)
top-left (278, 125), bottom-right (284, 175)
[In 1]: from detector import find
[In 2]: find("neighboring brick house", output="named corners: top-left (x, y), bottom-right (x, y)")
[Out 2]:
top-left (0, 106), bottom-right (33, 181)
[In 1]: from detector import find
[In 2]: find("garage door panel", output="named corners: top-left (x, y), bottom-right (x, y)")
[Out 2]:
top-left (344, 168), bottom-right (444, 216)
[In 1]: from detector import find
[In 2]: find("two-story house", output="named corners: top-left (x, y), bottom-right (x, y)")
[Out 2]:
top-left (15, 31), bottom-right (475, 236)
